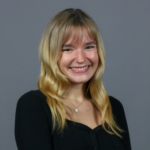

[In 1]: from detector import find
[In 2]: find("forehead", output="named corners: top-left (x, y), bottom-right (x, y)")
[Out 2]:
top-left (63, 27), bottom-right (95, 45)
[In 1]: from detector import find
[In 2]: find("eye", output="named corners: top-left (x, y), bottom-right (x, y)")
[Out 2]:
top-left (86, 46), bottom-right (94, 49)
top-left (62, 49), bottom-right (72, 52)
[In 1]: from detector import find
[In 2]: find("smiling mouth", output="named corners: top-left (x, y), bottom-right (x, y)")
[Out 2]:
top-left (69, 65), bottom-right (90, 71)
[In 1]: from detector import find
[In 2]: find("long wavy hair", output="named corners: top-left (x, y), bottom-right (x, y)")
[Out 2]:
top-left (38, 8), bottom-right (123, 137)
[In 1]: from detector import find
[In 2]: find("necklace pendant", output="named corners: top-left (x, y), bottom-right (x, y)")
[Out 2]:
top-left (75, 109), bottom-right (78, 112)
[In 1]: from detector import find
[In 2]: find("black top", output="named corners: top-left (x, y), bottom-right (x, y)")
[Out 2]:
top-left (15, 90), bottom-right (131, 150)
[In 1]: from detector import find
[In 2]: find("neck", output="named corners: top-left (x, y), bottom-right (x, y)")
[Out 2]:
top-left (62, 83), bottom-right (88, 103)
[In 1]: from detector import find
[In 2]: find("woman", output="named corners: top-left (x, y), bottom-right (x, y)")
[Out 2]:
top-left (15, 8), bottom-right (131, 150)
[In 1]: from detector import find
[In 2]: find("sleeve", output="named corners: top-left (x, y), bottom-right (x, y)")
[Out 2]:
top-left (15, 91), bottom-right (53, 150)
top-left (109, 96), bottom-right (132, 150)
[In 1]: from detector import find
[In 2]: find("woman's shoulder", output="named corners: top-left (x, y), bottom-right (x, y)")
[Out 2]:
top-left (108, 96), bottom-right (124, 109)
top-left (17, 90), bottom-right (46, 106)
top-left (108, 95), bottom-right (128, 127)
top-left (16, 90), bottom-right (48, 116)
top-left (15, 90), bottom-right (53, 149)
top-left (15, 89), bottom-right (53, 126)
top-left (108, 96), bottom-right (125, 118)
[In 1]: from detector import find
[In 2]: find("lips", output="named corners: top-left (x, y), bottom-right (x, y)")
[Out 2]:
top-left (69, 65), bottom-right (90, 68)
top-left (69, 65), bottom-right (91, 73)
top-left (70, 65), bottom-right (89, 70)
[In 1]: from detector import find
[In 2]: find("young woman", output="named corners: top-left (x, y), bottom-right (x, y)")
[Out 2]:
top-left (15, 8), bottom-right (131, 150)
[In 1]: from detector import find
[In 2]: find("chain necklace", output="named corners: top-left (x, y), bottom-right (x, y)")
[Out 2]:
top-left (65, 98), bottom-right (85, 112)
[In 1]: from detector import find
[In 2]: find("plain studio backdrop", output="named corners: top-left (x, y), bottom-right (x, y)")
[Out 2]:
top-left (0, 0), bottom-right (149, 150)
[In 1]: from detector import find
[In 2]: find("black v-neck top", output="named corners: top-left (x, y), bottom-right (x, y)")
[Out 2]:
top-left (15, 90), bottom-right (131, 150)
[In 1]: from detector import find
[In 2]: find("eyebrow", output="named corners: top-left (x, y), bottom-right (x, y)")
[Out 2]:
top-left (62, 41), bottom-right (96, 48)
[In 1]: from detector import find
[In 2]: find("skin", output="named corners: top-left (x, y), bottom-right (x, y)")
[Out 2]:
top-left (58, 30), bottom-right (99, 100)
top-left (57, 30), bottom-right (101, 128)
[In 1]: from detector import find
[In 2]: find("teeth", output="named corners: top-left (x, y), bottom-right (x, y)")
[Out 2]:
top-left (71, 66), bottom-right (89, 71)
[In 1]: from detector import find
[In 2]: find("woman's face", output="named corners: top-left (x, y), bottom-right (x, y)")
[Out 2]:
top-left (58, 30), bottom-right (99, 84)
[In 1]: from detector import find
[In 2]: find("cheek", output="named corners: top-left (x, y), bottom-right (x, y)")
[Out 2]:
top-left (58, 54), bottom-right (72, 71)
top-left (88, 51), bottom-right (99, 65)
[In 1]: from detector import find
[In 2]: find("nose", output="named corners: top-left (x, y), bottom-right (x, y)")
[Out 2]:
top-left (75, 49), bottom-right (85, 63)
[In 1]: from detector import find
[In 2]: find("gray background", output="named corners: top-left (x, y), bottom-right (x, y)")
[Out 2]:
top-left (0, 0), bottom-right (149, 150)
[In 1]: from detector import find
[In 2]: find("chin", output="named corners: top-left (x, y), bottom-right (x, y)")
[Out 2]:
top-left (69, 78), bottom-right (91, 84)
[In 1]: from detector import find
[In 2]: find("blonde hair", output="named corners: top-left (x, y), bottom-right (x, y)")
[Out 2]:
top-left (38, 8), bottom-right (123, 137)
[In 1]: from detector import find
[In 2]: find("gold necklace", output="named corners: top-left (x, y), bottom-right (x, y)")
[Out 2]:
top-left (65, 98), bottom-right (85, 112)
